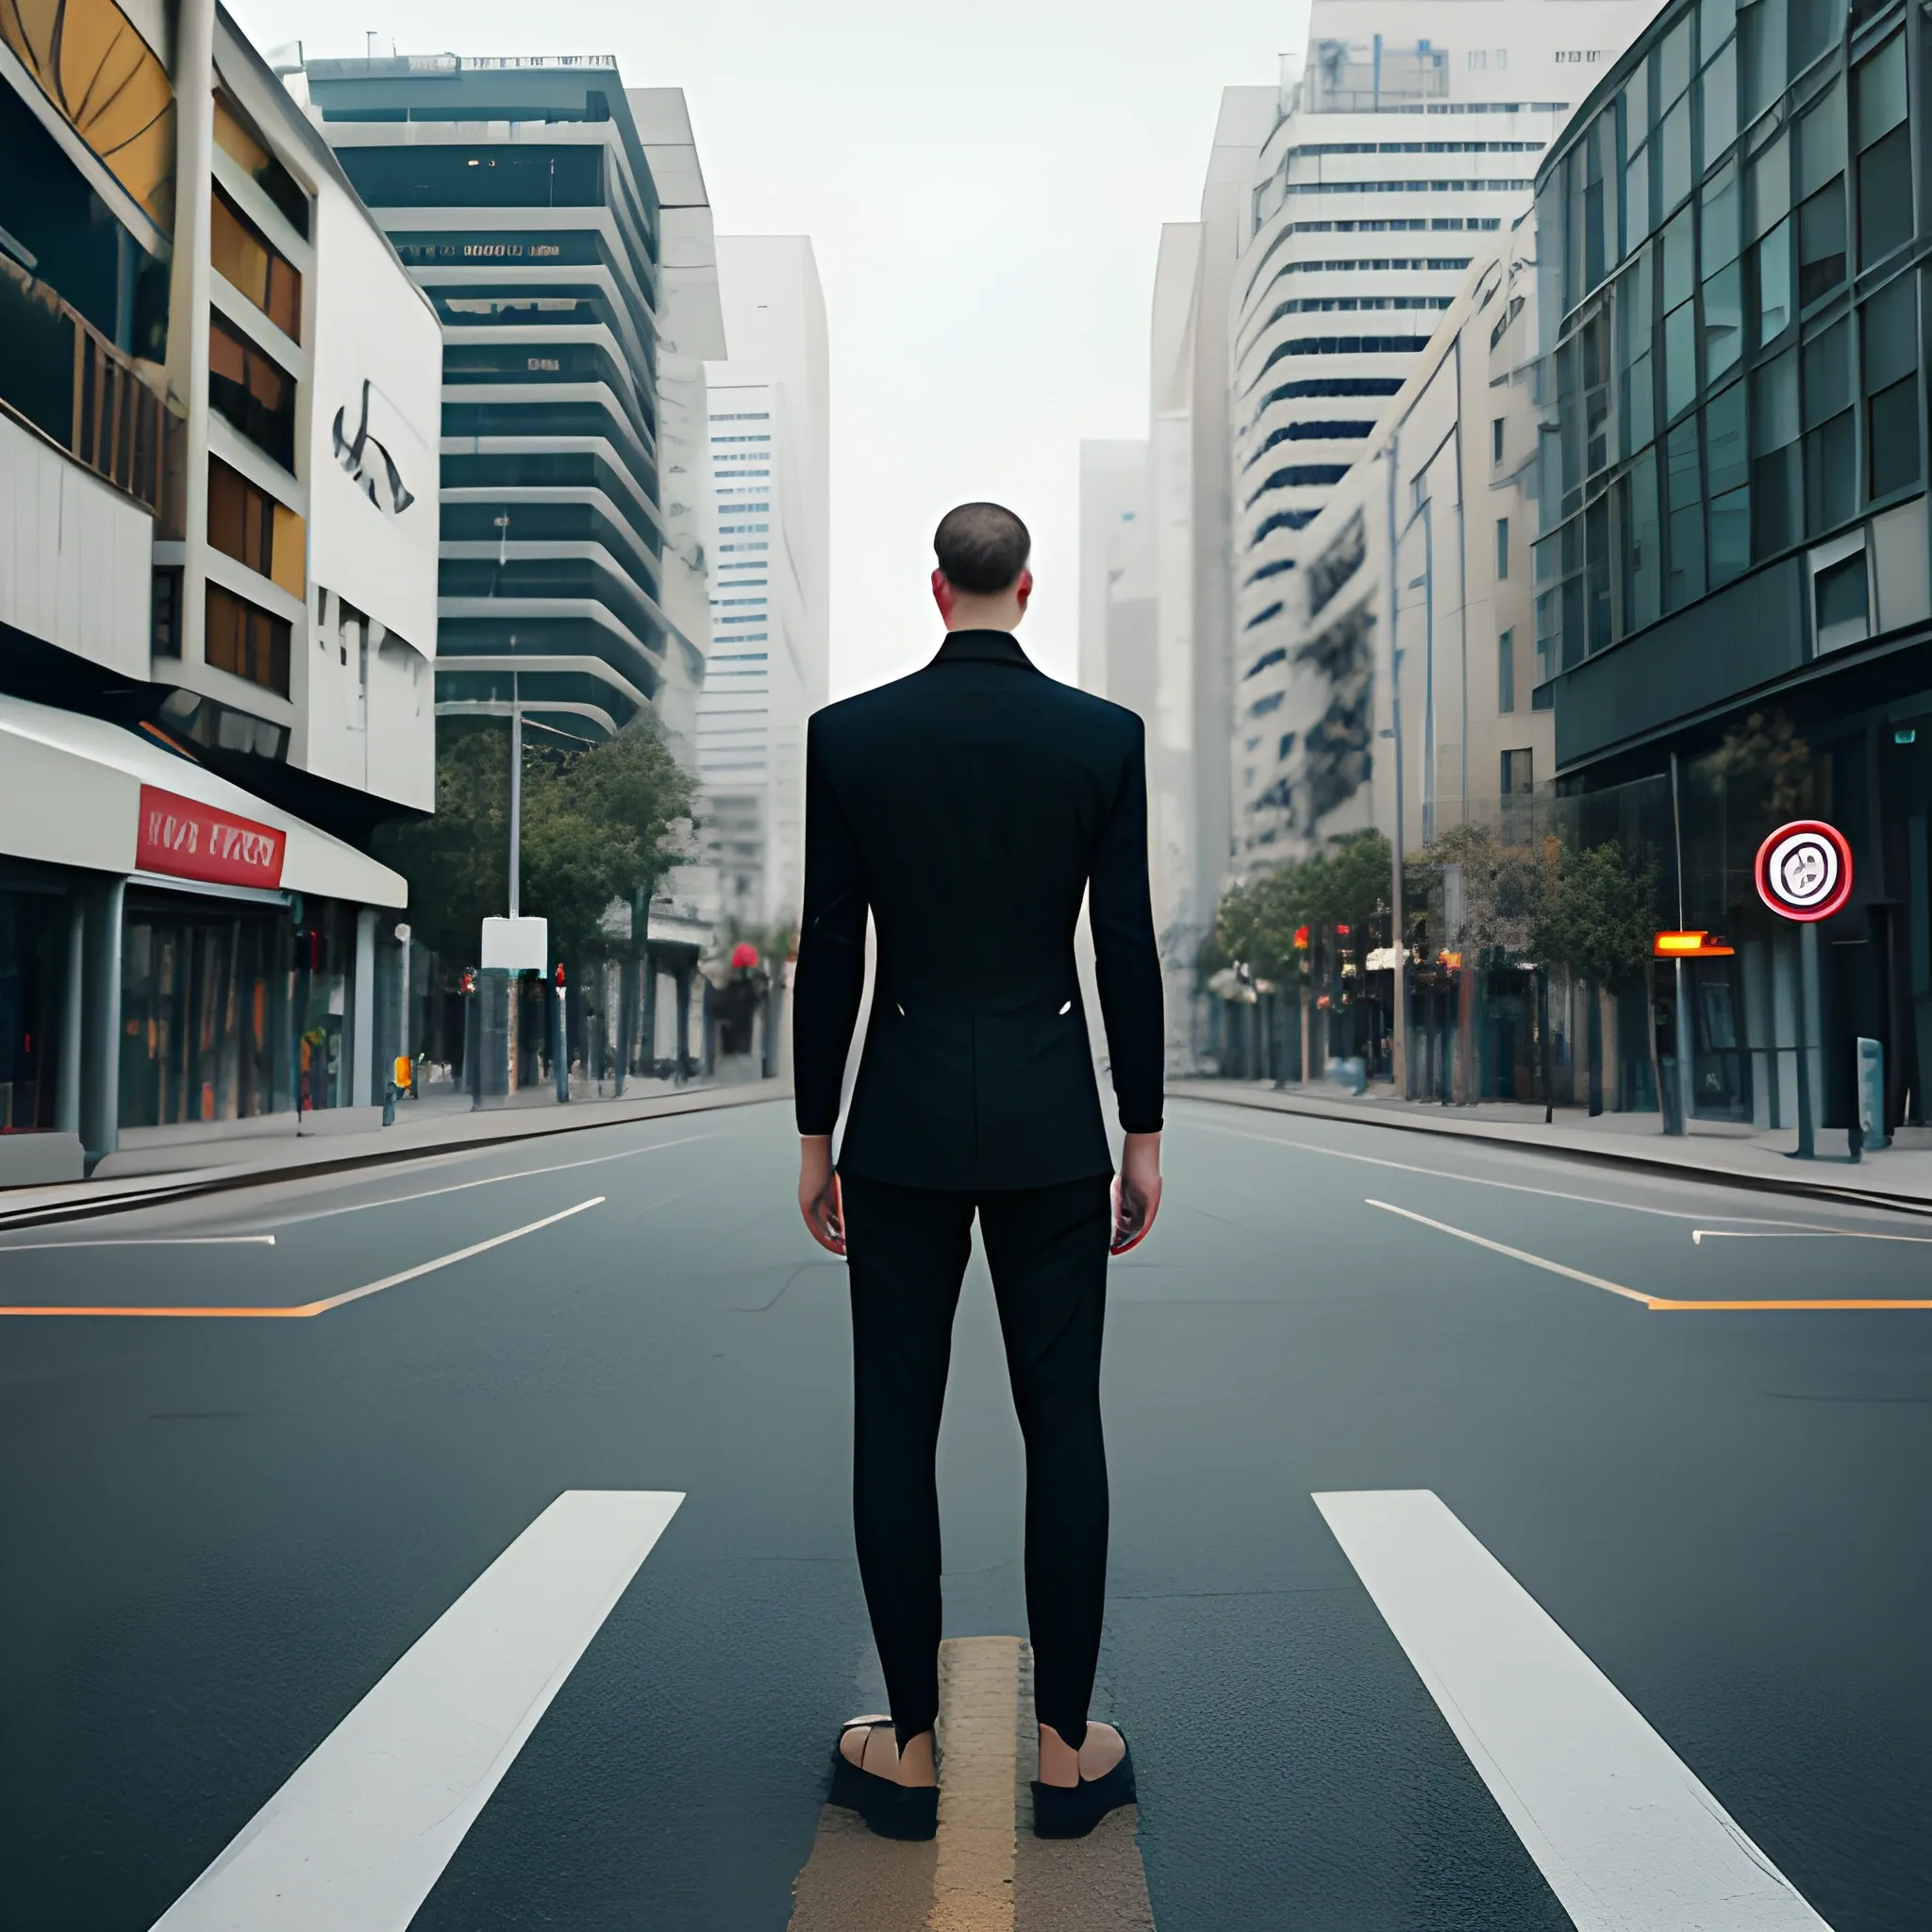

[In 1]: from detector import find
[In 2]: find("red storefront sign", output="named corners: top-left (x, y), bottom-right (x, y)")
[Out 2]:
top-left (136, 785), bottom-right (286, 889)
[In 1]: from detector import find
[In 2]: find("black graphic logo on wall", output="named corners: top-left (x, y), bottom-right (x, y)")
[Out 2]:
top-left (332, 381), bottom-right (416, 515)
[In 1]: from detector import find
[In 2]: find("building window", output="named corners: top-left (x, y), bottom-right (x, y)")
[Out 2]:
top-left (1814, 549), bottom-right (1870, 650)
top-left (214, 91), bottom-right (309, 238)
top-left (151, 568), bottom-right (183, 658)
top-left (210, 184), bottom-right (301, 341)
top-left (1862, 275), bottom-right (1920, 499)
top-left (1699, 37), bottom-right (1737, 160)
top-left (208, 316), bottom-right (295, 470)
top-left (1705, 381), bottom-right (1750, 585)
top-left (1855, 37), bottom-right (1910, 268)
top-left (1618, 448), bottom-right (1660, 632)
top-left (205, 583), bottom-right (291, 696)
top-left (1750, 348), bottom-right (1801, 557)
top-left (1497, 628), bottom-right (1516, 713)
top-left (1740, 0), bottom-right (1788, 123)
top-left (1491, 417), bottom-right (1505, 464)
top-left (1802, 316), bottom-right (1854, 534)
top-left (1665, 417), bottom-right (1705, 608)
top-left (1495, 517), bottom-right (1510, 578)
top-left (1500, 748), bottom-right (1535, 795)
top-left (207, 458), bottom-right (305, 596)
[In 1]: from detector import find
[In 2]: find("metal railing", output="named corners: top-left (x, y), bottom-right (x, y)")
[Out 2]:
top-left (0, 254), bottom-right (183, 530)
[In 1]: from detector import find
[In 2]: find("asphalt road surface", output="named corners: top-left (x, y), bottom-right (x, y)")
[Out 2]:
top-left (3, 1095), bottom-right (1927, 1930)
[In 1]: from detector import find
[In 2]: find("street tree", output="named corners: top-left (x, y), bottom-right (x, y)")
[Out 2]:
top-left (376, 718), bottom-right (695, 970)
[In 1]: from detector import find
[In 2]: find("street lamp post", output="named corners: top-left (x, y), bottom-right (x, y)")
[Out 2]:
top-left (1384, 434), bottom-right (1407, 1097)
top-left (1667, 753), bottom-right (1690, 1136)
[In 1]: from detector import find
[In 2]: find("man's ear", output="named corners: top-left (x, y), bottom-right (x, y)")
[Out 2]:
top-left (932, 568), bottom-right (954, 619)
top-left (1015, 568), bottom-right (1034, 611)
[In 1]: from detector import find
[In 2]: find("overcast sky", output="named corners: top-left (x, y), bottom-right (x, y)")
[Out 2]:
top-left (233, 0), bottom-right (1309, 697)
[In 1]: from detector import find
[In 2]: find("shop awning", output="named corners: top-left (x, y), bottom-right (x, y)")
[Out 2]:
top-left (0, 693), bottom-right (408, 908)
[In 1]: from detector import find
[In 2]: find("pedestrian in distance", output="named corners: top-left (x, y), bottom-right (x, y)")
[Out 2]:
top-left (792, 501), bottom-right (1165, 1841)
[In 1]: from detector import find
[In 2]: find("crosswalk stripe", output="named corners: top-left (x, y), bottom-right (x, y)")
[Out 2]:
top-left (1315, 1490), bottom-right (1833, 1931)
top-left (148, 1489), bottom-right (682, 1932)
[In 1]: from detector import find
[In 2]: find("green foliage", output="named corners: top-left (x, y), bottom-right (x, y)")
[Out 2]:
top-left (1529, 839), bottom-right (1661, 988)
top-left (1212, 828), bottom-right (1392, 980)
top-left (1694, 708), bottom-right (1816, 823)
top-left (1413, 821), bottom-right (1557, 955)
top-left (375, 718), bottom-right (694, 969)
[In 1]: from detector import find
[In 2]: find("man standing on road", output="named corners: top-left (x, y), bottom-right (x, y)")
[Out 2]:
top-left (791, 502), bottom-right (1165, 1841)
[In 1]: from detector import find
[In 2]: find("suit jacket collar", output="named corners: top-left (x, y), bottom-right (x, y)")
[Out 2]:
top-left (929, 627), bottom-right (1039, 671)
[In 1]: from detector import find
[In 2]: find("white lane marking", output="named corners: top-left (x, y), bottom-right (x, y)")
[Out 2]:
top-left (1693, 1227), bottom-right (1932, 1245)
top-left (1364, 1198), bottom-right (1651, 1305)
top-left (305, 1197), bottom-right (604, 1314)
top-left (1186, 1119), bottom-right (1848, 1227)
top-left (0, 1236), bottom-right (275, 1254)
top-left (244, 1133), bottom-right (717, 1228)
top-left (150, 1489), bottom-right (682, 1932)
top-left (1315, 1490), bottom-right (1832, 1930)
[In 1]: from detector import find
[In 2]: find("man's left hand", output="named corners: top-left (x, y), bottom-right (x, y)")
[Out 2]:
top-left (799, 1134), bottom-right (845, 1256)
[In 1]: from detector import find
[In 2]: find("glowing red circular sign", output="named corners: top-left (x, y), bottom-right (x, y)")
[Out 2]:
top-left (1754, 819), bottom-right (1853, 922)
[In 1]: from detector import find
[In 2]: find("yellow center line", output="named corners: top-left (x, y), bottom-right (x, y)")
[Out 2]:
top-left (1648, 1295), bottom-right (1932, 1311)
top-left (0, 1198), bottom-right (605, 1318)
top-left (931, 1638), bottom-right (1020, 1932)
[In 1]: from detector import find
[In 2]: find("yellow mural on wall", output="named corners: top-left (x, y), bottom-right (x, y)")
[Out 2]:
top-left (0, 0), bottom-right (175, 229)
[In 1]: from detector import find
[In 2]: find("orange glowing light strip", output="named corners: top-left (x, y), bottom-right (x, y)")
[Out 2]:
top-left (1653, 930), bottom-right (1736, 958)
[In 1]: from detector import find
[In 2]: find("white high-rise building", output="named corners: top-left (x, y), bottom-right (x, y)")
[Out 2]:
top-left (692, 236), bottom-right (830, 941)
top-left (1229, 0), bottom-right (1656, 864)
top-left (1077, 91), bottom-right (1274, 1070)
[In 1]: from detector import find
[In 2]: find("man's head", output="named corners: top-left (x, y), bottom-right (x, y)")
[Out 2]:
top-left (932, 502), bottom-right (1033, 631)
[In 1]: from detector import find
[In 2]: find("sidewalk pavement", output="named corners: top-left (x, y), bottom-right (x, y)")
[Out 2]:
top-left (0, 1079), bottom-right (791, 1232)
top-left (1171, 1077), bottom-right (1932, 1215)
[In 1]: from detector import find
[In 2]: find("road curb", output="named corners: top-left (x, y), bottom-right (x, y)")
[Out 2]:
top-left (1172, 1082), bottom-right (1932, 1221)
top-left (0, 1085), bottom-right (790, 1234)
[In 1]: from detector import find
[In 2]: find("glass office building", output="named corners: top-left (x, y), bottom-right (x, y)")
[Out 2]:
top-left (1536, 0), bottom-right (1931, 1134)
top-left (306, 57), bottom-right (696, 744)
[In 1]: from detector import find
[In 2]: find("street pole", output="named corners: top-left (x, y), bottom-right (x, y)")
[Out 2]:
top-left (1668, 752), bottom-right (1689, 1135)
top-left (1793, 921), bottom-right (1818, 1159)
top-left (1385, 436), bottom-right (1407, 1097)
top-left (508, 664), bottom-right (522, 920)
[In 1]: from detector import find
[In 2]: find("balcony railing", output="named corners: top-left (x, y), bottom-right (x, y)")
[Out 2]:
top-left (0, 253), bottom-right (183, 531)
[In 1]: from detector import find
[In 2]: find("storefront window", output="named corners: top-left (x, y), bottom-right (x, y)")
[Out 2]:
top-left (294, 901), bottom-right (356, 1112)
top-left (0, 889), bottom-right (65, 1133)
top-left (119, 899), bottom-right (290, 1127)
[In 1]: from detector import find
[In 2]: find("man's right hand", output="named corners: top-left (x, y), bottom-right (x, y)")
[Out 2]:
top-left (1110, 1131), bottom-right (1162, 1255)
top-left (799, 1134), bottom-right (845, 1256)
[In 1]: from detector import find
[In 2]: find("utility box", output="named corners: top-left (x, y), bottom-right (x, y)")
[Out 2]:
top-left (481, 915), bottom-right (548, 974)
top-left (1856, 1037), bottom-right (1889, 1152)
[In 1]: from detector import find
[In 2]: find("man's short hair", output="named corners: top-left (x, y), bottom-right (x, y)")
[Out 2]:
top-left (934, 502), bottom-right (1031, 595)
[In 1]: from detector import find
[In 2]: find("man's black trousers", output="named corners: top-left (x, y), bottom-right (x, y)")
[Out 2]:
top-left (841, 1170), bottom-right (1111, 1754)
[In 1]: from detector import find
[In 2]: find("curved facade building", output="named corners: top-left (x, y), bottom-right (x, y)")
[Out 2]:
top-left (1229, 0), bottom-right (1654, 865)
top-left (305, 58), bottom-right (721, 747)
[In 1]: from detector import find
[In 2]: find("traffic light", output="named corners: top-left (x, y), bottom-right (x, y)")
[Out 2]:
top-left (554, 962), bottom-right (566, 989)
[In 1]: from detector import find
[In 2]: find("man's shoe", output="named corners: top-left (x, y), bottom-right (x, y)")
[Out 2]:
top-left (828, 1718), bottom-right (940, 1841)
top-left (1030, 1735), bottom-right (1136, 1839)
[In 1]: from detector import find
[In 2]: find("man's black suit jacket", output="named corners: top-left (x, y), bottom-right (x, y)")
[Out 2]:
top-left (792, 627), bottom-right (1164, 1192)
